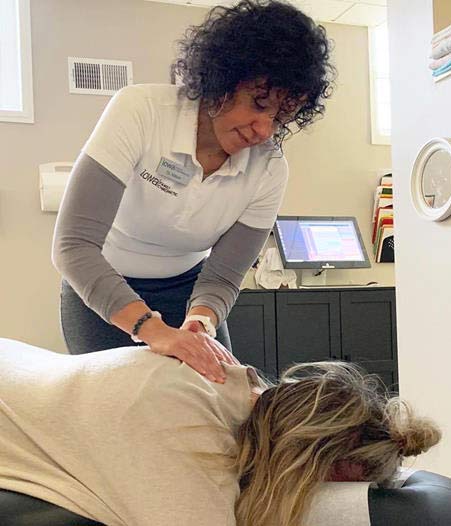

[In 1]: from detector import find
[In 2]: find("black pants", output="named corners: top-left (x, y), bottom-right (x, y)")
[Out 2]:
top-left (60, 261), bottom-right (232, 354)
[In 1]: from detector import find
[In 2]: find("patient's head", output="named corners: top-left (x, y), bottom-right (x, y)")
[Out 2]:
top-left (235, 361), bottom-right (441, 526)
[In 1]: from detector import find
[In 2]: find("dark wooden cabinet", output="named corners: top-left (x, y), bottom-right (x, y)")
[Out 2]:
top-left (276, 291), bottom-right (341, 371)
top-left (340, 290), bottom-right (398, 392)
top-left (228, 287), bottom-right (398, 392)
top-left (227, 291), bottom-right (277, 377)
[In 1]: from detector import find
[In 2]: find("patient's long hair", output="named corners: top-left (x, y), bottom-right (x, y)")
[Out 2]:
top-left (234, 361), bottom-right (441, 526)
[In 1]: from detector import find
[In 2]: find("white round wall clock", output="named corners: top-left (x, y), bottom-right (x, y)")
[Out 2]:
top-left (411, 137), bottom-right (451, 221)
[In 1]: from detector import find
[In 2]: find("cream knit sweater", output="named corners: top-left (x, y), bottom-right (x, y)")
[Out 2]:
top-left (0, 338), bottom-right (255, 526)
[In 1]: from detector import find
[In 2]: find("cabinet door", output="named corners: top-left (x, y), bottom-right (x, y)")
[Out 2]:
top-left (227, 291), bottom-right (277, 377)
top-left (276, 291), bottom-right (341, 374)
top-left (340, 289), bottom-right (398, 392)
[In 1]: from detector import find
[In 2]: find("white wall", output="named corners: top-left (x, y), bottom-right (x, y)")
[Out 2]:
top-left (389, 0), bottom-right (451, 474)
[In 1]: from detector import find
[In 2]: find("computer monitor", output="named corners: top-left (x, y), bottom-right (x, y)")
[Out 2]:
top-left (273, 216), bottom-right (371, 269)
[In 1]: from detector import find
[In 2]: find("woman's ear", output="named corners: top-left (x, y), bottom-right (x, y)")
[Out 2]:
top-left (250, 387), bottom-right (264, 407)
top-left (327, 460), bottom-right (366, 482)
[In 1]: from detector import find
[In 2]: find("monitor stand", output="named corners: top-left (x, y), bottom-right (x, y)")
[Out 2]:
top-left (300, 269), bottom-right (328, 286)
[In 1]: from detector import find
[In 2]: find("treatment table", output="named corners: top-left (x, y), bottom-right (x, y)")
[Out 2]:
top-left (1, 470), bottom-right (450, 526)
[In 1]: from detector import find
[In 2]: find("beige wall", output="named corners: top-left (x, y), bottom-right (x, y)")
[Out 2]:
top-left (0, 0), bottom-right (392, 353)
top-left (389, 0), bottom-right (451, 474)
top-left (282, 22), bottom-right (393, 287)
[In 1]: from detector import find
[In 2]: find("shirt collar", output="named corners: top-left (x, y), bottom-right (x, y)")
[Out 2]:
top-left (171, 94), bottom-right (199, 158)
top-left (171, 94), bottom-right (250, 178)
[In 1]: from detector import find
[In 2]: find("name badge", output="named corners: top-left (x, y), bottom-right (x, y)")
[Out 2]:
top-left (156, 157), bottom-right (196, 186)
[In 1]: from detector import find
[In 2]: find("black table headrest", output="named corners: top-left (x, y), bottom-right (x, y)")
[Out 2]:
top-left (368, 470), bottom-right (451, 526)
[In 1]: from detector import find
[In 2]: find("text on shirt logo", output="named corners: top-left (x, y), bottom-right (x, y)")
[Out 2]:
top-left (139, 170), bottom-right (178, 197)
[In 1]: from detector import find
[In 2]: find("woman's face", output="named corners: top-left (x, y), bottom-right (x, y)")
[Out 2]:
top-left (210, 80), bottom-right (291, 155)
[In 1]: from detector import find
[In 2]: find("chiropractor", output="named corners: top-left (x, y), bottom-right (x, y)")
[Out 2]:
top-left (52, 0), bottom-right (334, 383)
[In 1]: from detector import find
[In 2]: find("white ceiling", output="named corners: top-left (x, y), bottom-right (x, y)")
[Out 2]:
top-left (145, 0), bottom-right (387, 27)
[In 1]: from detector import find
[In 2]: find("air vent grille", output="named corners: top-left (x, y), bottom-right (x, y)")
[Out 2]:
top-left (68, 57), bottom-right (133, 95)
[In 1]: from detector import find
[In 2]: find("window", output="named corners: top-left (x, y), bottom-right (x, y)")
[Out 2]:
top-left (369, 22), bottom-right (391, 145)
top-left (0, 0), bottom-right (34, 123)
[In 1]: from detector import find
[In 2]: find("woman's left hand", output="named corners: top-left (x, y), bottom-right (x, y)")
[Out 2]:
top-left (181, 319), bottom-right (241, 367)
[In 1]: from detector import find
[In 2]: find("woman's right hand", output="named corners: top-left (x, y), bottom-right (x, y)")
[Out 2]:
top-left (139, 318), bottom-right (227, 383)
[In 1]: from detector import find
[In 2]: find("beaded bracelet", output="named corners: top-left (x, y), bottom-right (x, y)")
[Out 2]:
top-left (131, 311), bottom-right (161, 343)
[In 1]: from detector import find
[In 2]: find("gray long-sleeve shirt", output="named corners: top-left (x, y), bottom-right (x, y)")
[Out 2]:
top-left (52, 154), bottom-right (271, 326)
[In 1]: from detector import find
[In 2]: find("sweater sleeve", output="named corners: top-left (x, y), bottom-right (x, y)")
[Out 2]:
top-left (51, 153), bottom-right (145, 323)
top-left (187, 222), bottom-right (271, 326)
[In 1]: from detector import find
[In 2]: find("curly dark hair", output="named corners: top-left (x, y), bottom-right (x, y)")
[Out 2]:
top-left (172, 0), bottom-right (336, 149)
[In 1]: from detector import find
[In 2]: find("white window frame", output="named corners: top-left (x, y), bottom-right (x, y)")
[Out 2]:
top-left (0, 0), bottom-right (34, 123)
top-left (368, 23), bottom-right (391, 146)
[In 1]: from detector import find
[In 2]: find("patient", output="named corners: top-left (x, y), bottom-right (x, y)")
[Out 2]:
top-left (0, 338), bottom-right (441, 526)
top-left (235, 361), bottom-right (441, 526)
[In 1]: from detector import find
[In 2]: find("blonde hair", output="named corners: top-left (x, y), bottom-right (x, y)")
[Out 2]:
top-left (234, 361), bottom-right (441, 526)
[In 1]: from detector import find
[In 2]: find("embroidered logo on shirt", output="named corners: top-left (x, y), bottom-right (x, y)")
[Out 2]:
top-left (139, 170), bottom-right (178, 197)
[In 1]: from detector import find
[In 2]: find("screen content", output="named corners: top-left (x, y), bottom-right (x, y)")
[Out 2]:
top-left (276, 219), bottom-right (366, 262)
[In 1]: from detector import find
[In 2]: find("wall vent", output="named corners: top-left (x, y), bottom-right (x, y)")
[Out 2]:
top-left (68, 57), bottom-right (133, 95)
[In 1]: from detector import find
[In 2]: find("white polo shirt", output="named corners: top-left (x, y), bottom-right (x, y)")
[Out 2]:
top-left (82, 84), bottom-right (288, 278)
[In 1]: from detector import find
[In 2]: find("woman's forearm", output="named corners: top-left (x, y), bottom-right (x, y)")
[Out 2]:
top-left (109, 300), bottom-right (165, 337)
top-left (188, 222), bottom-right (270, 326)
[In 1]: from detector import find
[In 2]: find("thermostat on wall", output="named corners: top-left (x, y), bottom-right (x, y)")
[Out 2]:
top-left (39, 162), bottom-right (73, 212)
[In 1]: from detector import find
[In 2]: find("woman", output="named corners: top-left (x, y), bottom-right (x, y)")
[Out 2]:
top-left (0, 338), bottom-right (440, 526)
top-left (52, 0), bottom-right (335, 382)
